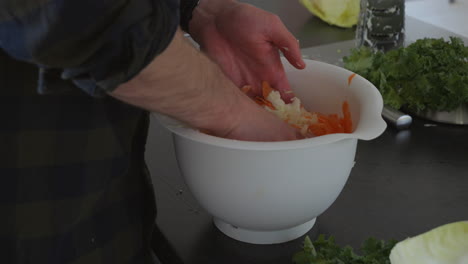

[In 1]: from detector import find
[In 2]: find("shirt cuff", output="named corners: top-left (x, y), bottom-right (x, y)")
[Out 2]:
top-left (43, 0), bottom-right (180, 97)
top-left (179, 0), bottom-right (200, 33)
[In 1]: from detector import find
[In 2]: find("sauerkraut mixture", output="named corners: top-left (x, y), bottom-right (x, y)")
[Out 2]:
top-left (247, 81), bottom-right (353, 137)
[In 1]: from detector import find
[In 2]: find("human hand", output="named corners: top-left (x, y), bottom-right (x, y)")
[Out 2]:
top-left (111, 29), bottom-right (301, 142)
top-left (219, 91), bottom-right (303, 141)
top-left (189, 0), bottom-right (305, 102)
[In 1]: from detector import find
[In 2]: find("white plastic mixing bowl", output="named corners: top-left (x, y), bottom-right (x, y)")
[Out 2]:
top-left (157, 59), bottom-right (386, 244)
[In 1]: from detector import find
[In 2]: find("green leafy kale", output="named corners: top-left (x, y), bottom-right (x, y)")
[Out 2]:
top-left (343, 37), bottom-right (468, 112)
top-left (292, 235), bottom-right (398, 264)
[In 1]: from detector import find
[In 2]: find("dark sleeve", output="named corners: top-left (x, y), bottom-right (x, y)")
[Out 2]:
top-left (0, 0), bottom-right (180, 97)
top-left (179, 0), bottom-right (200, 32)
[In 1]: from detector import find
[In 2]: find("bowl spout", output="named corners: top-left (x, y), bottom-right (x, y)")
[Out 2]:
top-left (283, 58), bottom-right (387, 141)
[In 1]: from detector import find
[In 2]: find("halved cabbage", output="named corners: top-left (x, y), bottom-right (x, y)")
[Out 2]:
top-left (299, 0), bottom-right (360, 28)
top-left (390, 221), bottom-right (468, 264)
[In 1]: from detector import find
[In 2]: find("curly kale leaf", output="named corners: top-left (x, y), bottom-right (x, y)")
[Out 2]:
top-left (343, 37), bottom-right (468, 112)
top-left (293, 235), bottom-right (398, 264)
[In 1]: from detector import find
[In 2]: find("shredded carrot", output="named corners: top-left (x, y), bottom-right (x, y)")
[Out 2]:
top-left (262, 81), bottom-right (274, 98)
top-left (328, 114), bottom-right (345, 133)
top-left (341, 101), bottom-right (352, 133)
top-left (316, 114), bottom-right (333, 131)
top-left (308, 123), bottom-right (327, 136)
top-left (254, 96), bottom-right (276, 110)
top-left (290, 124), bottom-right (302, 130)
top-left (348, 73), bottom-right (357, 86)
top-left (252, 81), bottom-right (353, 137)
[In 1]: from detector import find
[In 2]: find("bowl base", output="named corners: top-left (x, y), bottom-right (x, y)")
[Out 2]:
top-left (213, 218), bottom-right (316, 245)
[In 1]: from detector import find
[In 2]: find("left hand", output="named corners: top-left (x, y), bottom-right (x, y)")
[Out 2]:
top-left (189, 0), bottom-right (305, 102)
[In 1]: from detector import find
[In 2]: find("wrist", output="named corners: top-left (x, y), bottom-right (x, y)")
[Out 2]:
top-left (195, 0), bottom-right (236, 15)
top-left (188, 0), bottom-right (238, 41)
top-left (111, 29), bottom-right (245, 138)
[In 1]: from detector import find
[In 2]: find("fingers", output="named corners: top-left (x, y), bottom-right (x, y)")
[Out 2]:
top-left (263, 14), bottom-right (304, 103)
top-left (262, 55), bottom-right (296, 103)
top-left (267, 15), bottom-right (305, 70)
top-left (273, 75), bottom-right (296, 103)
top-left (222, 96), bottom-right (302, 142)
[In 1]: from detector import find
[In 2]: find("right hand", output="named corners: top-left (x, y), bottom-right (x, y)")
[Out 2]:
top-left (111, 29), bottom-right (301, 142)
top-left (220, 94), bottom-right (302, 141)
top-left (188, 0), bottom-right (305, 103)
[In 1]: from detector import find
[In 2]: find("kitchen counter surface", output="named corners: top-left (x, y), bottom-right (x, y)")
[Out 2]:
top-left (145, 1), bottom-right (468, 263)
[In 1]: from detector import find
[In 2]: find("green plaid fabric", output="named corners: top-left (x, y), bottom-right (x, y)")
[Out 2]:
top-left (0, 0), bottom-right (202, 262)
top-left (0, 0), bottom-right (189, 262)
top-left (0, 34), bottom-right (159, 264)
top-left (0, 0), bottom-right (180, 97)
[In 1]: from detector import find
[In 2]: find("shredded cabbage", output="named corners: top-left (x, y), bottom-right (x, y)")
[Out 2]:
top-left (265, 90), bottom-right (318, 136)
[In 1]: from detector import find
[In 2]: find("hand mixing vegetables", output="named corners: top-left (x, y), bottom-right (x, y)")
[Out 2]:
top-left (245, 81), bottom-right (353, 137)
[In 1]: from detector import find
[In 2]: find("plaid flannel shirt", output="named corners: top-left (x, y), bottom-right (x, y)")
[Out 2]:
top-left (0, 0), bottom-right (183, 263)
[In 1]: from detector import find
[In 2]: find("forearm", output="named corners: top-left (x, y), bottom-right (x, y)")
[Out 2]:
top-left (110, 29), bottom-right (247, 136)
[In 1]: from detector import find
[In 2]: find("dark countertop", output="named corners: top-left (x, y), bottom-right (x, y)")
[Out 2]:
top-left (148, 117), bottom-right (468, 264)
top-left (0, 0), bottom-right (464, 263)
top-left (145, 1), bottom-right (468, 263)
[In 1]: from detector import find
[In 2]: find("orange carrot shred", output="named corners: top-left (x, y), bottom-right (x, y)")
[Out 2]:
top-left (323, 122), bottom-right (334, 134)
top-left (254, 97), bottom-right (264, 106)
top-left (348, 73), bottom-right (357, 86)
top-left (308, 124), bottom-right (327, 136)
top-left (342, 101), bottom-right (353, 133)
top-left (254, 81), bottom-right (354, 138)
top-left (254, 97), bottom-right (276, 110)
top-left (328, 114), bottom-right (344, 133)
top-left (262, 81), bottom-right (274, 98)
